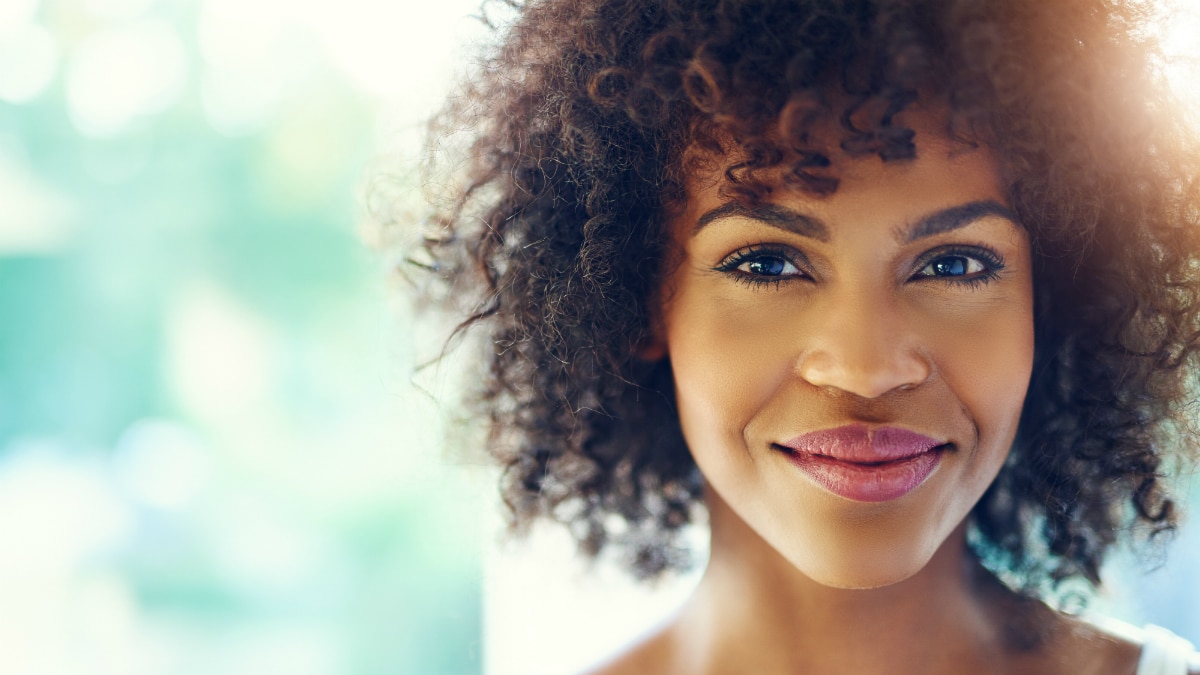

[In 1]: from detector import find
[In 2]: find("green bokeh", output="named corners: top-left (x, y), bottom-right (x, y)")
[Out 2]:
top-left (0, 2), bottom-right (481, 673)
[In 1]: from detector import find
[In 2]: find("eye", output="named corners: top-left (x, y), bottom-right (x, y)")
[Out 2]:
top-left (739, 255), bottom-right (800, 277)
top-left (919, 255), bottom-right (985, 277)
top-left (911, 246), bottom-right (1006, 287)
top-left (714, 245), bottom-right (807, 287)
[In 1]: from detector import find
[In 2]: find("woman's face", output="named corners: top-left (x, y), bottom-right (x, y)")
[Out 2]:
top-left (656, 126), bottom-right (1034, 589)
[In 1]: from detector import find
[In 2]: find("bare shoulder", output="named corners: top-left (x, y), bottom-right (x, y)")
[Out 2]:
top-left (1064, 616), bottom-right (1144, 675)
top-left (1057, 614), bottom-right (1200, 675)
top-left (1009, 612), bottom-right (1144, 675)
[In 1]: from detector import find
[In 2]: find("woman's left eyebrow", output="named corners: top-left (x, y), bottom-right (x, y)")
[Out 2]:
top-left (899, 200), bottom-right (1021, 242)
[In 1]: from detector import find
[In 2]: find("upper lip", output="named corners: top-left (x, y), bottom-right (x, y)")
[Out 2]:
top-left (778, 424), bottom-right (946, 463)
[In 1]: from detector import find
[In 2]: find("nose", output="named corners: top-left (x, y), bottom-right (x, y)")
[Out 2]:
top-left (795, 291), bottom-right (933, 399)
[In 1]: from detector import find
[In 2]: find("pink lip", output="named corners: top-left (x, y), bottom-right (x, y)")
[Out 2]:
top-left (777, 424), bottom-right (947, 502)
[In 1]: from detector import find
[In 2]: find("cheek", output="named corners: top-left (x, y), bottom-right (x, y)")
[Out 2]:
top-left (664, 287), bottom-right (798, 447)
top-left (926, 288), bottom-right (1035, 476)
top-left (942, 292), bottom-right (1033, 406)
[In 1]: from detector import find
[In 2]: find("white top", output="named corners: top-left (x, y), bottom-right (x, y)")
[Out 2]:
top-left (1090, 617), bottom-right (1200, 675)
top-left (1138, 624), bottom-right (1200, 675)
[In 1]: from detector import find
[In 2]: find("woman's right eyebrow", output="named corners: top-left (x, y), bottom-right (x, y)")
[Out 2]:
top-left (693, 202), bottom-right (830, 241)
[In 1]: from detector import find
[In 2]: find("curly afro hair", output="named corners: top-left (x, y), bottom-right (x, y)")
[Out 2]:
top-left (407, 0), bottom-right (1200, 590)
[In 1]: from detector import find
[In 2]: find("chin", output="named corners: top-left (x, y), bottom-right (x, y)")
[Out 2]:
top-left (806, 564), bottom-right (924, 591)
top-left (781, 533), bottom-right (943, 591)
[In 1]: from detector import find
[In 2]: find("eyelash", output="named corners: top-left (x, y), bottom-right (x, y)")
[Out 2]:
top-left (714, 244), bottom-right (803, 290)
top-left (713, 243), bottom-right (1007, 290)
top-left (921, 245), bottom-right (1006, 289)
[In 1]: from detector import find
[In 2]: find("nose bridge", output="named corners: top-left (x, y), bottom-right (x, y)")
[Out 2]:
top-left (796, 279), bottom-right (932, 398)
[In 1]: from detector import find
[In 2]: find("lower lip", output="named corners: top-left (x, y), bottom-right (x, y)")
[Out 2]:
top-left (781, 448), bottom-right (945, 502)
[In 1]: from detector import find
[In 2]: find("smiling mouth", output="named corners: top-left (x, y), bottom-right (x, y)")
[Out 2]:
top-left (772, 442), bottom-right (952, 503)
top-left (787, 444), bottom-right (953, 466)
top-left (770, 424), bottom-right (952, 501)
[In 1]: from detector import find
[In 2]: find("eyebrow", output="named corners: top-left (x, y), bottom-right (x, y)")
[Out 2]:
top-left (899, 200), bottom-right (1021, 242)
top-left (694, 202), bottom-right (830, 241)
top-left (692, 199), bottom-right (1020, 243)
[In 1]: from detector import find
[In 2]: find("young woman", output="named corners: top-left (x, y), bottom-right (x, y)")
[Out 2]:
top-left (410, 0), bottom-right (1200, 672)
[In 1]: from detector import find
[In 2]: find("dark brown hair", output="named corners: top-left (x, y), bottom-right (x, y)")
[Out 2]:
top-left (406, 0), bottom-right (1200, 591)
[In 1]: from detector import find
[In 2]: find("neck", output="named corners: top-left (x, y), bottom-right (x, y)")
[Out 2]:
top-left (668, 493), bottom-right (1052, 675)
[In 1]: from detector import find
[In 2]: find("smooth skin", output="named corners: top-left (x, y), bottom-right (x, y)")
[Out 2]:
top-left (589, 115), bottom-right (1147, 675)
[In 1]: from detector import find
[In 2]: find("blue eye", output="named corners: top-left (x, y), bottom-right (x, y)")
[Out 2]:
top-left (913, 247), bottom-right (1005, 287)
top-left (923, 256), bottom-right (978, 277)
top-left (741, 256), bottom-right (798, 277)
top-left (715, 245), bottom-right (806, 288)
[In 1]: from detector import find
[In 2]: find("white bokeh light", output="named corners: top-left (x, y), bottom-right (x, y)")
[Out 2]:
top-left (65, 19), bottom-right (188, 137)
top-left (195, 0), bottom-right (293, 135)
top-left (0, 0), bottom-right (39, 34)
top-left (82, 0), bottom-right (159, 22)
top-left (0, 153), bottom-right (74, 253)
top-left (0, 23), bottom-right (58, 103)
top-left (0, 437), bottom-right (134, 675)
top-left (302, 0), bottom-right (489, 101)
top-left (164, 282), bottom-right (278, 427)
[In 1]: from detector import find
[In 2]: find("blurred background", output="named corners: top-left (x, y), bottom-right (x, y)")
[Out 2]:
top-left (0, 0), bottom-right (490, 673)
top-left (1, 1), bottom-right (1198, 674)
